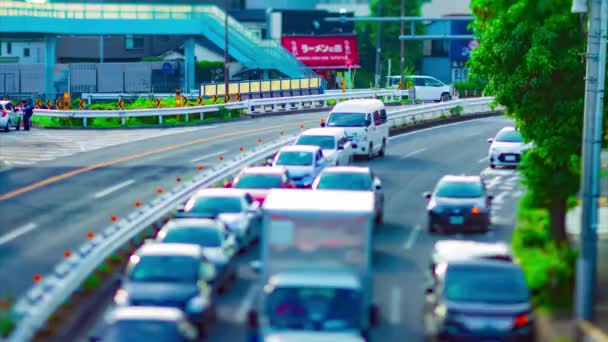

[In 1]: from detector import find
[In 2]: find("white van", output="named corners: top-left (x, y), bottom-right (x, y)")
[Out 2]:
top-left (323, 99), bottom-right (388, 160)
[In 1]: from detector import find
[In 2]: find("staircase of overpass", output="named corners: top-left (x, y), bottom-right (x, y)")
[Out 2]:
top-left (0, 1), bottom-right (315, 79)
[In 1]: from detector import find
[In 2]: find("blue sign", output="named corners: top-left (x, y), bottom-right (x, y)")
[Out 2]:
top-left (162, 62), bottom-right (173, 75)
top-left (450, 20), bottom-right (475, 64)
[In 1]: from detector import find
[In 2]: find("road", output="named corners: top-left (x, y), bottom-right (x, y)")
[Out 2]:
top-left (84, 115), bottom-right (523, 341)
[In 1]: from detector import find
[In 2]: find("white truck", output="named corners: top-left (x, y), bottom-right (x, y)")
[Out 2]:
top-left (246, 189), bottom-right (378, 341)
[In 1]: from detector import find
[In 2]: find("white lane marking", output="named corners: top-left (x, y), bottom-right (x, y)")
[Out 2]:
top-left (236, 283), bottom-right (260, 323)
top-left (389, 286), bottom-right (402, 324)
top-left (0, 223), bottom-right (38, 246)
top-left (404, 148), bottom-right (427, 158)
top-left (93, 179), bottom-right (136, 199)
top-left (479, 156), bottom-right (489, 163)
top-left (189, 150), bottom-right (227, 163)
top-left (404, 224), bottom-right (422, 250)
top-left (485, 176), bottom-right (502, 190)
top-left (492, 191), bottom-right (508, 205)
top-left (388, 116), bottom-right (503, 141)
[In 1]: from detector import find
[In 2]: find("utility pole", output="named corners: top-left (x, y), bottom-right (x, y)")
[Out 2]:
top-left (224, 0), bottom-right (230, 98)
top-left (374, 0), bottom-right (383, 88)
top-left (573, 0), bottom-right (607, 323)
top-left (400, 0), bottom-right (405, 89)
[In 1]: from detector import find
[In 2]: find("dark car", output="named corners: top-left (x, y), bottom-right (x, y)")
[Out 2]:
top-left (424, 175), bottom-right (493, 234)
top-left (99, 307), bottom-right (198, 342)
top-left (424, 259), bottom-right (535, 342)
top-left (430, 240), bottom-right (513, 279)
top-left (113, 243), bottom-right (217, 333)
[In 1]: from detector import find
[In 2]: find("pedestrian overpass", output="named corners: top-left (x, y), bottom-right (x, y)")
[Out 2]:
top-left (0, 0), bottom-right (315, 97)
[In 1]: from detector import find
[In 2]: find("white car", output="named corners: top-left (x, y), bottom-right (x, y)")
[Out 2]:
top-left (325, 99), bottom-right (389, 160)
top-left (387, 75), bottom-right (452, 102)
top-left (272, 145), bottom-right (328, 188)
top-left (100, 307), bottom-right (199, 341)
top-left (177, 188), bottom-right (263, 250)
top-left (487, 127), bottom-right (531, 169)
top-left (294, 127), bottom-right (353, 166)
top-left (0, 100), bottom-right (23, 132)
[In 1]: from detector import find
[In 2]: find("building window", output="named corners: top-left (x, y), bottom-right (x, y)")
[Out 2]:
top-left (6, 42), bottom-right (11, 54)
top-left (23, 48), bottom-right (30, 57)
top-left (431, 40), bottom-right (449, 57)
top-left (125, 35), bottom-right (144, 49)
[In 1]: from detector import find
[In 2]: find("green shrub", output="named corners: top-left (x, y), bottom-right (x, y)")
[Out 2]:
top-left (327, 99), bottom-right (337, 106)
top-left (512, 202), bottom-right (577, 311)
top-left (450, 105), bottom-right (463, 117)
top-left (82, 273), bottom-right (102, 291)
top-left (454, 77), bottom-right (489, 96)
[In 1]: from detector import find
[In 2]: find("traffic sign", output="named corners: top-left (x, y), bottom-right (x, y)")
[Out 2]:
top-left (236, 93), bottom-right (241, 102)
top-left (182, 96), bottom-right (188, 106)
top-left (45, 99), bottom-right (51, 108)
top-left (154, 98), bottom-right (161, 108)
top-left (212, 95), bottom-right (218, 103)
top-left (55, 99), bottom-right (61, 109)
top-left (79, 99), bottom-right (86, 110)
top-left (225, 94), bottom-right (231, 102)
top-left (197, 96), bottom-right (203, 105)
top-left (468, 39), bottom-right (480, 50)
top-left (35, 98), bottom-right (42, 108)
top-left (117, 98), bottom-right (124, 110)
top-left (162, 62), bottom-right (173, 75)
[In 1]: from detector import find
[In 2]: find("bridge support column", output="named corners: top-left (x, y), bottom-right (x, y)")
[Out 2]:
top-left (184, 37), bottom-right (195, 93)
top-left (44, 35), bottom-right (56, 100)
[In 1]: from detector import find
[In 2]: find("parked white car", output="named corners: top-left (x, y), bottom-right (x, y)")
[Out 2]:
top-left (0, 100), bottom-right (23, 132)
top-left (387, 75), bottom-right (452, 102)
top-left (294, 127), bottom-right (353, 166)
top-left (487, 127), bottom-right (532, 169)
top-left (324, 99), bottom-right (389, 160)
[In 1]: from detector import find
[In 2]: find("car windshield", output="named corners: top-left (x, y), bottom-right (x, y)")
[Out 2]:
top-left (187, 196), bottom-right (243, 215)
top-left (161, 227), bottom-right (221, 247)
top-left (444, 266), bottom-right (530, 304)
top-left (266, 287), bottom-right (361, 331)
top-left (128, 255), bottom-right (199, 283)
top-left (234, 174), bottom-right (282, 189)
top-left (276, 151), bottom-right (313, 166)
top-left (495, 129), bottom-right (523, 143)
top-left (107, 320), bottom-right (182, 342)
top-left (316, 172), bottom-right (371, 190)
top-left (296, 135), bottom-right (336, 150)
top-left (436, 181), bottom-right (483, 198)
top-left (327, 113), bottom-right (366, 127)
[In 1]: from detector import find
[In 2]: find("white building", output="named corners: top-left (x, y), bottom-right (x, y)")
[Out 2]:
top-left (0, 41), bottom-right (46, 64)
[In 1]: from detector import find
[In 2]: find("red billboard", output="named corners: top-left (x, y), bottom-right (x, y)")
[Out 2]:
top-left (281, 35), bottom-right (360, 69)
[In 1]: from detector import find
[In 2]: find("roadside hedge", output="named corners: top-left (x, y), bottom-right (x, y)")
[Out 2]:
top-left (512, 194), bottom-right (577, 311)
top-left (453, 77), bottom-right (489, 97)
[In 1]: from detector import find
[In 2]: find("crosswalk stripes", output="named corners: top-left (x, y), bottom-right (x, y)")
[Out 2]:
top-left (0, 126), bottom-right (212, 168)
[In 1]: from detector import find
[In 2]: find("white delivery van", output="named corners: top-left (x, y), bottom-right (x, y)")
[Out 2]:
top-left (324, 99), bottom-right (388, 160)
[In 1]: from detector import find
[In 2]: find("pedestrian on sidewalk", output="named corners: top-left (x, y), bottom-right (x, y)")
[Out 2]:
top-left (21, 100), bottom-right (33, 131)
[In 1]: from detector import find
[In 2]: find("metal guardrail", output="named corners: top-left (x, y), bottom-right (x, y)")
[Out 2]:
top-left (34, 89), bottom-right (417, 127)
top-left (5, 97), bottom-right (498, 342)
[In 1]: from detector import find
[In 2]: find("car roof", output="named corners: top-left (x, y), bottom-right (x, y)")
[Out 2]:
top-left (162, 218), bottom-right (221, 230)
top-left (331, 99), bottom-right (384, 112)
top-left (321, 166), bottom-right (371, 175)
top-left (269, 271), bottom-right (361, 289)
top-left (439, 174), bottom-right (482, 183)
top-left (265, 332), bottom-right (365, 342)
top-left (433, 240), bottom-right (512, 263)
top-left (263, 189), bottom-right (374, 213)
top-left (136, 243), bottom-right (202, 258)
top-left (191, 188), bottom-right (246, 198)
top-left (108, 306), bottom-right (184, 322)
top-left (299, 127), bottom-right (345, 136)
top-left (241, 166), bottom-right (286, 175)
top-left (278, 145), bottom-right (321, 153)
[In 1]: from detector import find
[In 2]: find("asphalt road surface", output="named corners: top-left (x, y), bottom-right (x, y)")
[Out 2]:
top-left (84, 115), bottom-right (523, 341)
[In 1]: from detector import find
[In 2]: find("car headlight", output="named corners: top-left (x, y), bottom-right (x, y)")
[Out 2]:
top-left (186, 295), bottom-right (209, 314)
top-left (114, 288), bottom-right (129, 306)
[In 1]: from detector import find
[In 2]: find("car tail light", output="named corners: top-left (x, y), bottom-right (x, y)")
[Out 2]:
top-left (1, 110), bottom-right (6, 118)
top-left (513, 313), bottom-right (530, 328)
top-left (471, 207), bottom-right (481, 214)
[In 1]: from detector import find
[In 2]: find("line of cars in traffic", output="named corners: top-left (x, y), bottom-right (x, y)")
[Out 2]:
top-left (94, 98), bottom-right (537, 341)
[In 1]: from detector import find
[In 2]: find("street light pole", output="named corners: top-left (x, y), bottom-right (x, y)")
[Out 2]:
top-left (374, 0), bottom-right (383, 88)
top-left (224, 0), bottom-right (230, 98)
top-left (400, 0), bottom-right (405, 89)
top-left (573, 0), bottom-right (607, 323)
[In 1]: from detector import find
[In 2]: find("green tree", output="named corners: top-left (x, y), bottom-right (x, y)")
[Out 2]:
top-left (468, 0), bottom-right (608, 242)
top-left (354, 0), bottom-right (424, 88)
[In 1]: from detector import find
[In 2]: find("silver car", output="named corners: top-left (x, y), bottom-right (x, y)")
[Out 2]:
top-left (0, 101), bottom-right (23, 132)
top-left (272, 145), bottom-right (328, 188)
top-left (177, 188), bottom-right (263, 251)
top-left (487, 127), bottom-right (532, 169)
top-left (312, 166), bottom-right (385, 224)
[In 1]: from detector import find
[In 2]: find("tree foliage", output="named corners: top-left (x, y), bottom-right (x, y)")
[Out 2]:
top-left (468, 0), bottom-right (596, 242)
top-left (354, 0), bottom-right (424, 87)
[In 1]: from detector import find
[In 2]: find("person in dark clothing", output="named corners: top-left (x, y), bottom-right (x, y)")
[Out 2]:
top-left (21, 100), bottom-right (33, 131)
